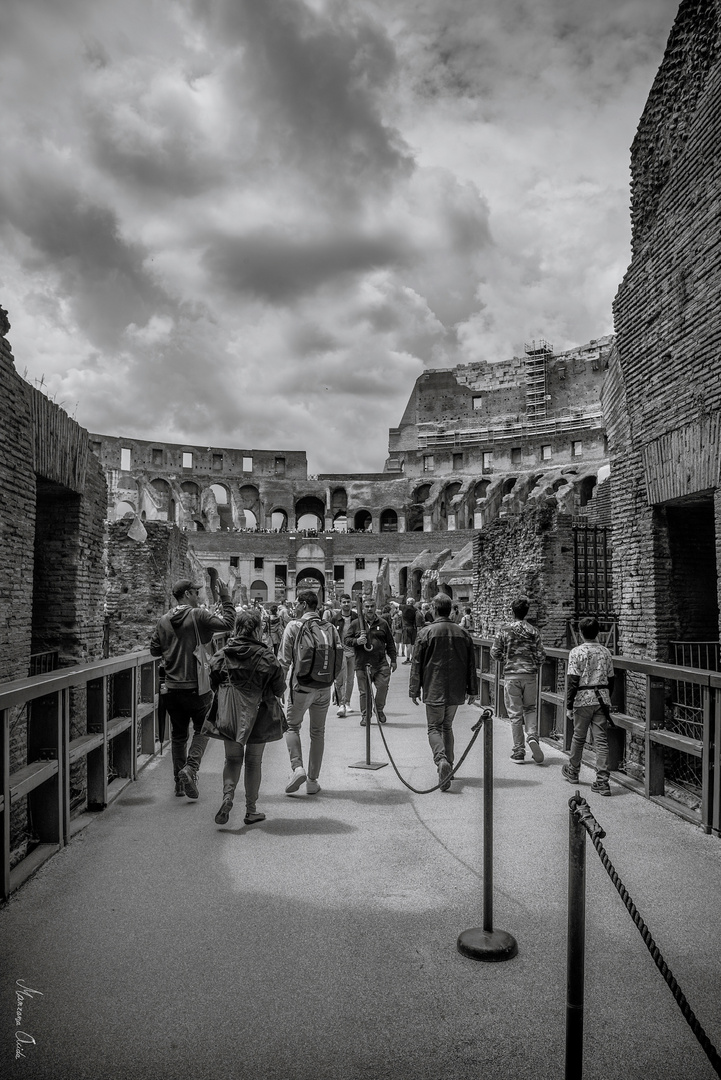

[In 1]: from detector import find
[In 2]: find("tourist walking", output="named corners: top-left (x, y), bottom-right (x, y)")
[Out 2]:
top-left (562, 616), bottom-right (616, 795)
top-left (490, 596), bottom-right (546, 764)
top-left (278, 590), bottom-right (343, 795)
top-left (203, 608), bottom-right (286, 826)
top-left (347, 597), bottom-right (397, 725)
top-left (409, 593), bottom-right (478, 791)
top-left (401, 597), bottom-right (420, 663)
top-left (331, 593), bottom-right (357, 717)
top-left (150, 572), bottom-right (235, 799)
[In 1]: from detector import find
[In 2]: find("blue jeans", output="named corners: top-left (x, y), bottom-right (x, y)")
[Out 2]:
top-left (568, 705), bottom-right (610, 780)
top-left (222, 741), bottom-right (265, 811)
top-left (165, 689), bottom-right (212, 777)
top-left (285, 684), bottom-right (331, 781)
top-left (425, 703), bottom-right (459, 765)
top-left (334, 651), bottom-right (356, 706)
top-left (503, 673), bottom-right (538, 753)
top-left (356, 663), bottom-right (391, 721)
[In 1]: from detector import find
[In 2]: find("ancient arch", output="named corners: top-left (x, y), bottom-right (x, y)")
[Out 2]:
top-left (579, 475), bottom-right (597, 507)
top-left (474, 479), bottom-right (490, 501)
top-left (296, 567), bottom-right (325, 601)
top-left (295, 495), bottom-right (325, 531)
top-left (210, 483), bottom-right (233, 530)
top-left (249, 579), bottom-right (268, 601)
top-left (333, 510), bottom-right (348, 532)
top-left (114, 501), bottom-right (135, 520)
top-left (380, 508), bottom-right (398, 532)
top-left (270, 507), bottom-right (289, 531)
top-left (413, 483), bottom-right (432, 503)
top-left (354, 509), bottom-right (372, 531)
top-left (501, 477), bottom-right (517, 496)
top-left (180, 481), bottom-right (200, 519)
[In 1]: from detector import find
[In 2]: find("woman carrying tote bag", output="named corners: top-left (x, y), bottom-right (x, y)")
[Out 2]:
top-left (203, 608), bottom-right (286, 826)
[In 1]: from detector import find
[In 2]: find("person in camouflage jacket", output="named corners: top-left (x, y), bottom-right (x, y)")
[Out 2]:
top-left (490, 596), bottom-right (546, 764)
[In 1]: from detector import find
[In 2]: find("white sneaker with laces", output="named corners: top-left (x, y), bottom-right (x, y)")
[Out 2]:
top-left (285, 766), bottom-right (307, 794)
top-left (337, 705), bottom-right (346, 717)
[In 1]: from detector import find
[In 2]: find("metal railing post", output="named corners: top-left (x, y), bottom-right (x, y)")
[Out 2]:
top-left (566, 793), bottom-right (586, 1080)
top-left (457, 711), bottom-right (518, 962)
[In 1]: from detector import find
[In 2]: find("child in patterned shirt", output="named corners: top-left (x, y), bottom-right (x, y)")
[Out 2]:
top-left (562, 616), bottom-right (615, 795)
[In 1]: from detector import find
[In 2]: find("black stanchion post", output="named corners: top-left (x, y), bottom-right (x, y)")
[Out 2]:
top-left (349, 608), bottom-right (386, 772)
top-left (566, 794), bottom-right (586, 1080)
top-left (457, 710), bottom-right (518, 961)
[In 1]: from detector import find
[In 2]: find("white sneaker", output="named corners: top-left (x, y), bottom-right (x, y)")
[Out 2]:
top-left (528, 737), bottom-right (545, 764)
top-left (337, 705), bottom-right (346, 717)
top-left (285, 766), bottom-right (307, 794)
top-left (345, 706), bottom-right (354, 714)
top-left (306, 779), bottom-right (321, 795)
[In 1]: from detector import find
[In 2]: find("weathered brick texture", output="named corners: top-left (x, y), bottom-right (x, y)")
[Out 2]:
top-left (610, 0), bottom-right (721, 664)
top-left (472, 503), bottom-right (575, 646)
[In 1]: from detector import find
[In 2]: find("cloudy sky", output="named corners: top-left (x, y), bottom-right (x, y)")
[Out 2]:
top-left (1, 0), bottom-right (680, 472)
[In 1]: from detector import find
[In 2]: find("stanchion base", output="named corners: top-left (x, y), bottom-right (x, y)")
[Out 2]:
top-left (457, 927), bottom-right (518, 962)
top-left (348, 761), bottom-right (388, 770)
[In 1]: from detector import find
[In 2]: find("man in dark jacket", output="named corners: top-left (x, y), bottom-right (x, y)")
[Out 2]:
top-left (410, 593), bottom-right (478, 791)
top-left (150, 573), bottom-right (235, 799)
top-left (347, 597), bottom-right (397, 725)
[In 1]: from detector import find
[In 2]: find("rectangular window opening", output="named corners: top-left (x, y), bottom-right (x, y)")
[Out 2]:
top-left (511, 447), bottom-right (522, 465)
top-left (182, 452), bottom-right (193, 468)
top-left (243, 456), bottom-right (253, 472)
top-left (152, 448), bottom-right (163, 467)
top-left (572, 441), bottom-right (583, 457)
top-left (472, 395), bottom-right (483, 410)
top-left (542, 445), bottom-right (552, 460)
top-left (254, 557), bottom-right (264, 570)
top-left (120, 447), bottom-right (131, 471)
top-left (229, 556), bottom-right (240, 568)
top-left (482, 452), bottom-right (493, 471)
top-left (453, 453), bottom-right (464, 470)
top-left (355, 557), bottom-right (365, 570)
top-left (423, 455), bottom-right (434, 473)
top-left (212, 453), bottom-right (223, 471)
top-left (275, 457), bottom-right (286, 475)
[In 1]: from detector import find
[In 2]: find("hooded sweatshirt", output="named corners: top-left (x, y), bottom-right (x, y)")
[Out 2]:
top-left (150, 597), bottom-right (236, 689)
top-left (490, 619), bottom-right (546, 674)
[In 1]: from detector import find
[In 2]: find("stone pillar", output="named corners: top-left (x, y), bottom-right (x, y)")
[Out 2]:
top-left (398, 513), bottom-right (406, 533)
top-left (423, 514), bottom-right (433, 532)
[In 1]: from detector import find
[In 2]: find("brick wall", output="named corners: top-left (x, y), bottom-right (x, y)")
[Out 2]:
top-left (472, 503), bottom-right (575, 646)
top-left (610, 0), bottom-right (721, 662)
top-left (105, 521), bottom-right (190, 655)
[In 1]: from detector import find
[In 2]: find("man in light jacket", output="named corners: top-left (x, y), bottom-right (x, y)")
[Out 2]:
top-left (150, 572), bottom-right (235, 799)
top-left (410, 593), bottom-right (478, 791)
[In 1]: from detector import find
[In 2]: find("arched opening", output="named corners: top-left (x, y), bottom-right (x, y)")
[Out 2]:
top-left (210, 483), bottom-right (233, 530)
top-left (354, 509), bottom-right (373, 532)
top-left (169, 498), bottom-right (176, 524)
top-left (413, 484), bottom-right (432, 503)
top-left (115, 501), bottom-right (135, 520)
top-left (239, 484), bottom-right (260, 527)
top-left (271, 508), bottom-right (289, 532)
top-left (439, 584), bottom-right (453, 598)
top-left (333, 510), bottom-right (348, 532)
top-left (250, 579), bottom-right (268, 602)
top-left (579, 475), bottom-right (597, 507)
top-left (552, 477), bottom-right (569, 494)
top-left (502, 477), bottom-right (517, 496)
top-left (150, 478), bottom-right (172, 518)
top-left (295, 495), bottom-right (325, 532)
top-left (398, 567), bottom-right (408, 597)
top-left (411, 568), bottom-right (424, 598)
top-left (351, 581), bottom-right (364, 602)
top-left (380, 508), bottom-right (398, 533)
top-left (331, 487), bottom-right (347, 514)
top-left (296, 567), bottom-right (325, 602)
top-left (474, 480), bottom-right (490, 501)
top-left (180, 481), bottom-right (200, 517)
top-left (527, 474), bottom-right (543, 493)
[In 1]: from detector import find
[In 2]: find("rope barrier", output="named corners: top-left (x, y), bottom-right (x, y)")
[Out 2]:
top-left (569, 795), bottom-right (721, 1078)
top-left (371, 707), bottom-right (490, 795)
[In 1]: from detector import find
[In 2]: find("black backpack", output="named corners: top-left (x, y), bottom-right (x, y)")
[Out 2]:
top-left (293, 618), bottom-right (342, 687)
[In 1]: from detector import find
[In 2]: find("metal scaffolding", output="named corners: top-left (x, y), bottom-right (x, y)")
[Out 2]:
top-left (524, 339), bottom-right (553, 421)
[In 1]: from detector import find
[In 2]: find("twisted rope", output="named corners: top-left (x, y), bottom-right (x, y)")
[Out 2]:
top-left (571, 798), bottom-right (721, 1076)
top-left (371, 708), bottom-right (489, 795)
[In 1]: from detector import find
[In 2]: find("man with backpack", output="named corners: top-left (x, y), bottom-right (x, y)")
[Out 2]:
top-left (278, 589), bottom-right (343, 796)
top-left (150, 572), bottom-right (236, 800)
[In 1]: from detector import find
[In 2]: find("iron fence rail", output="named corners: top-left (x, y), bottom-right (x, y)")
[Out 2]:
top-left (472, 637), bottom-right (720, 837)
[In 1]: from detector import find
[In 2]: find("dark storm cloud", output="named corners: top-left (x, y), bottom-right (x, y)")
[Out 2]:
top-left (204, 227), bottom-right (412, 302)
top-left (212, 0), bottom-right (413, 200)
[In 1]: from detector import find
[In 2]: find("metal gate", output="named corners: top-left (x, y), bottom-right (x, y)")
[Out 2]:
top-left (569, 524), bottom-right (616, 649)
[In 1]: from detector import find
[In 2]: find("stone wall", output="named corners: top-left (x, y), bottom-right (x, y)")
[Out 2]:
top-left (472, 504), bottom-right (575, 646)
top-left (0, 317), bottom-right (35, 680)
top-left (610, 0), bottom-right (721, 663)
top-left (105, 521), bottom-right (191, 655)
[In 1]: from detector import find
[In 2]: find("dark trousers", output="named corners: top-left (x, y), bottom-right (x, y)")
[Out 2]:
top-left (165, 689), bottom-right (213, 778)
top-left (356, 664), bottom-right (391, 721)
